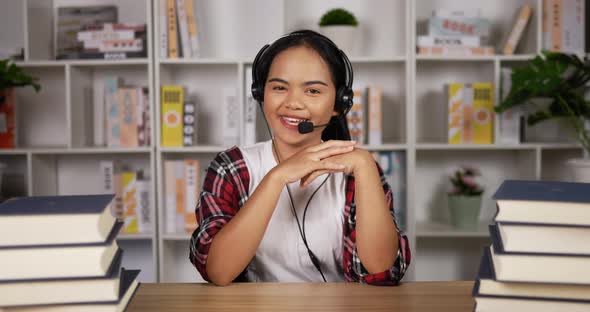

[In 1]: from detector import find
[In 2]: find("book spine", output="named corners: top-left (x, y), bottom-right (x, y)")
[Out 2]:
top-left (448, 83), bottom-right (463, 144)
top-left (167, 0), bottom-right (179, 58)
top-left (0, 89), bottom-right (15, 148)
top-left (184, 159), bottom-right (199, 233)
top-left (136, 175), bottom-right (151, 234)
top-left (175, 160), bottom-right (185, 233)
top-left (551, 0), bottom-right (563, 51)
top-left (118, 88), bottom-right (139, 147)
top-left (367, 86), bottom-right (383, 145)
top-left (143, 88), bottom-right (151, 146)
top-left (113, 172), bottom-right (124, 221)
top-left (472, 82), bottom-right (494, 144)
top-left (164, 160), bottom-right (177, 233)
top-left (561, 0), bottom-right (585, 53)
top-left (105, 77), bottom-right (121, 147)
top-left (137, 88), bottom-right (146, 147)
top-left (93, 77), bottom-right (105, 146)
top-left (183, 101), bottom-right (196, 146)
top-left (122, 171), bottom-right (139, 234)
top-left (347, 89), bottom-right (365, 144)
top-left (176, 0), bottom-right (192, 58)
top-left (428, 16), bottom-right (491, 38)
top-left (432, 8), bottom-right (481, 18)
top-left (77, 29), bottom-right (136, 42)
top-left (222, 88), bottom-right (239, 147)
top-left (159, 0), bottom-right (168, 58)
top-left (418, 46), bottom-right (494, 56)
top-left (243, 67), bottom-right (257, 145)
top-left (161, 85), bottom-right (184, 147)
top-left (99, 160), bottom-right (114, 194)
top-left (417, 35), bottom-right (481, 47)
top-left (502, 4), bottom-right (532, 55)
top-left (543, 0), bottom-right (552, 50)
top-left (462, 84), bottom-right (474, 143)
top-left (184, 0), bottom-right (200, 57)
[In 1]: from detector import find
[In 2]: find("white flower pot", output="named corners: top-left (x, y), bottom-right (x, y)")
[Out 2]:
top-left (319, 25), bottom-right (358, 56)
top-left (566, 158), bottom-right (590, 183)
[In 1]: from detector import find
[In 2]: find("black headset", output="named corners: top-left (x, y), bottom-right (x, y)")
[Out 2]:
top-left (251, 30), bottom-right (355, 117)
top-left (250, 30), bottom-right (355, 282)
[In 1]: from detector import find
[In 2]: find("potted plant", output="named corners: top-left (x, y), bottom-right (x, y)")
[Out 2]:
top-left (447, 166), bottom-right (484, 229)
top-left (318, 8), bottom-right (359, 56)
top-left (0, 59), bottom-right (41, 148)
top-left (494, 51), bottom-right (590, 181)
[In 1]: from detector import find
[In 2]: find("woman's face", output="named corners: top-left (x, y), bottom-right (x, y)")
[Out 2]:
top-left (263, 45), bottom-right (338, 148)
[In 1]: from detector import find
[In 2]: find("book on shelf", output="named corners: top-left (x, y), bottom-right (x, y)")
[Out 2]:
top-left (76, 23), bottom-right (147, 56)
top-left (222, 87), bottom-right (239, 147)
top-left (542, 0), bottom-right (586, 53)
top-left (99, 161), bottom-right (151, 234)
top-left (102, 79), bottom-right (150, 148)
top-left (417, 35), bottom-right (481, 47)
top-left (432, 8), bottom-right (482, 18)
top-left (161, 85), bottom-right (184, 147)
top-left (0, 222), bottom-right (122, 281)
top-left (0, 251), bottom-right (123, 307)
top-left (367, 85), bottom-right (383, 145)
top-left (493, 179), bottom-right (590, 225)
top-left (446, 82), bottom-right (494, 144)
top-left (473, 247), bottom-right (590, 311)
top-left (0, 268), bottom-right (140, 312)
top-left (0, 194), bottom-right (116, 247)
top-left (372, 151), bottom-right (406, 232)
top-left (164, 159), bottom-right (200, 234)
top-left (162, 0), bottom-right (201, 59)
top-left (183, 101), bottom-right (196, 146)
top-left (428, 14), bottom-right (491, 39)
top-left (418, 46), bottom-right (494, 56)
top-left (501, 4), bottom-right (532, 55)
top-left (244, 67), bottom-right (257, 146)
top-left (347, 89), bottom-right (366, 144)
top-left (55, 5), bottom-right (118, 59)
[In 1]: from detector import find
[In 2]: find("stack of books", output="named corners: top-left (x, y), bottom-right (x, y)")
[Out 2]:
top-left (473, 180), bottom-right (590, 311)
top-left (418, 9), bottom-right (493, 56)
top-left (0, 194), bottom-right (140, 311)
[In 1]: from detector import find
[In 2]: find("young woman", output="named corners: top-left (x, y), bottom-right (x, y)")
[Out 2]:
top-left (189, 30), bottom-right (410, 286)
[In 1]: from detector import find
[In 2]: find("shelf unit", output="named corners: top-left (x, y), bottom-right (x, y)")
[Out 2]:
top-left (3, 0), bottom-right (582, 283)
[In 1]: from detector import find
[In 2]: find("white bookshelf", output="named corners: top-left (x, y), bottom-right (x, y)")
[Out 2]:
top-left (3, 0), bottom-right (583, 283)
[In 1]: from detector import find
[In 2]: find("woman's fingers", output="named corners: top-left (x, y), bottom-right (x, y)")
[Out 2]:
top-left (306, 139), bottom-right (356, 153)
top-left (312, 144), bottom-right (355, 160)
top-left (301, 162), bottom-right (345, 187)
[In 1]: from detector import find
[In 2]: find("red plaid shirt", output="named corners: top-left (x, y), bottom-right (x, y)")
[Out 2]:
top-left (189, 146), bottom-right (411, 286)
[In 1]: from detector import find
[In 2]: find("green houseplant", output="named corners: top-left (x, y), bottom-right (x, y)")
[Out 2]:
top-left (0, 59), bottom-right (41, 148)
top-left (494, 51), bottom-right (590, 181)
top-left (447, 166), bottom-right (484, 229)
top-left (318, 8), bottom-right (359, 56)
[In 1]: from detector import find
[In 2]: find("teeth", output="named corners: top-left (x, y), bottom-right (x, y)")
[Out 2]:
top-left (282, 116), bottom-right (307, 124)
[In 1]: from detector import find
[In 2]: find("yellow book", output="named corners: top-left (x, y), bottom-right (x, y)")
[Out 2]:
top-left (472, 83), bottom-right (494, 144)
top-left (167, 0), bottom-right (179, 58)
top-left (447, 83), bottom-right (463, 144)
top-left (122, 171), bottom-right (138, 234)
top-left (161, 85), bottom-right (184, 147)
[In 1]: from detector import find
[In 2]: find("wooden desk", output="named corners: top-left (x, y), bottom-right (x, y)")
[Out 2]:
top-left (127, 281), bottom-right (475, 312)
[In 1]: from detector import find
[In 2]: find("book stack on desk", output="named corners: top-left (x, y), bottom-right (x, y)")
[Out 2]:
top-left (473, 180), bottom-right (590, 311)
top-left (0, 194), bottom-right (140, 311)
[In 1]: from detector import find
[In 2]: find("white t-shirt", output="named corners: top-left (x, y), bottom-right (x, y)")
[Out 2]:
top-left (239, 140), bottom-right (347, 282)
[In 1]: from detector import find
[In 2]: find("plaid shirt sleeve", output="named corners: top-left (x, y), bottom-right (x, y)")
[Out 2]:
top-left (189, 146), bottom-right (250, 282)
top-left (342, 161), bottom-right (412, 286)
